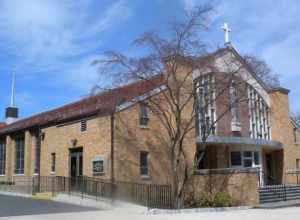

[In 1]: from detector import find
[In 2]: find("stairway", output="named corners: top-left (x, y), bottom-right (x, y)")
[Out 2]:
top-left (259, 185), bottom-right (300, 203)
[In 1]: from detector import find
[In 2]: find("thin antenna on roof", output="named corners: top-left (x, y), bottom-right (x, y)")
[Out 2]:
top-left (10, 70), bottom-right (16, 107)
top-left (5, 69), bottom-right (19, 124)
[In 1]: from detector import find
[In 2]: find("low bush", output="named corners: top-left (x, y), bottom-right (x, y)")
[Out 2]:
top-left (213, 192), bottom-right (232, 207)
top-left (185, 191), bottom-right (232, 208)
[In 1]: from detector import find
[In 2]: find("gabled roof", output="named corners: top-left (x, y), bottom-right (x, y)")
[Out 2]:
top-left (0, 75), bottom-right (165, 135)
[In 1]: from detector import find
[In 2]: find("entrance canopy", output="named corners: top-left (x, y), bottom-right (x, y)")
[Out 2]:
top-left (196, 136), bottom-right (283, 150)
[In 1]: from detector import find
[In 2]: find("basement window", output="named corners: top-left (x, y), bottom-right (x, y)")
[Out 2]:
top-left (81, 120), bottom-right (87, 132)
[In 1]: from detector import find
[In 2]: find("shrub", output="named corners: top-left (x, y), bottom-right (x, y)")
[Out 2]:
top-left (213, 192), bottom-right (232, 207)
top-left (185, 191), bottom-right (232, 208)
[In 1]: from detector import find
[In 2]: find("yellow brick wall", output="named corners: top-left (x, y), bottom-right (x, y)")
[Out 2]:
top-left (270, 91), bottom-right (300, 184)
top-left (39, 116), bottom-right (112, 180)
top-left (185, 171), bottom-right (259, 206)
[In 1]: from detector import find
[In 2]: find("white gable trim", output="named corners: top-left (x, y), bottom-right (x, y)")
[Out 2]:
top-left (193, 49), bottom-right (271, 107)
top-left (116, 85), bottom-right (167, 112)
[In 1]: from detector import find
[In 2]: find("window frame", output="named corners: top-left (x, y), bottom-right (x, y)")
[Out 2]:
top-left (92, 157), bottom-right (105, 176)
top-left (230, 151), bottom-right (242, 167)
top-left (51, 153), bottom-right (56, 174)
top-left (194, 74), bottom-right (217, 137)
top-left (230, 150), bottom-right (260, 168)
top-left (140, 151), bottom-right (149, 177)
top-left (14, 136), bottom-right (25, 175)
top-left (294, 127), bottom-right (298, 144)
top-left (0, 141), bottom-right (6, 176)
top-left (139, 103), bottom-right (149, 127)
top-left (34, 133), bottom-right (41, 175)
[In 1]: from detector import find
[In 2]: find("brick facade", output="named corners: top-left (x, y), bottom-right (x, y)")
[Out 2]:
top-left (0, 47), bottom-right (299, 206)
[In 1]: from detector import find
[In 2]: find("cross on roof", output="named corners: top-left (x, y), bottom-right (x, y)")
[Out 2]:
top-left (221, 22), bottom-right (231, 44)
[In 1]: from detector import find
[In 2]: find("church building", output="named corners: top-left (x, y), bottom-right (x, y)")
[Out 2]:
top-left (0, 33), bottom-right (299, 205)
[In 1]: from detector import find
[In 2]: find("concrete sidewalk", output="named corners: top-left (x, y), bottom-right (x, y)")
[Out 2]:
top-left (2, 206), bottom-right (300, 220)
top-left (256, 200), bottom-right (300, 209)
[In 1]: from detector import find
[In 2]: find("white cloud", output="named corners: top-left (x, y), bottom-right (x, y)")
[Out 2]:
top-left (65, 55), bottom-right (102, 92)
top-left (182, 0), bottom-right (197, 10)
top-left (0, 0), bottom-right (132, 79)
top-left (262, 33), bottom-right (300, 78)
top-left (207, 0), bottom-right (300, 112)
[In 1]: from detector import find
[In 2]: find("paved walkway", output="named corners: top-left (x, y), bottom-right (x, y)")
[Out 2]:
top-left (2, 206), bottom-right (300, 220)
top-left (257, 199), bottom-right (300, 209)
top-left (0, 194), bottom-right (99, 217)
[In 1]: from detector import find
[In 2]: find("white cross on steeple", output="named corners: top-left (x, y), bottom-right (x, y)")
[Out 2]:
top-left (221, 22), bottom-right (231, 44)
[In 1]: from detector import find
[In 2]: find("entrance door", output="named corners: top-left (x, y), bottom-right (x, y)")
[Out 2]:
top-left (69, 148), bottom-right (83, 190)
top-left (265, 153), bottom-right (275, 185)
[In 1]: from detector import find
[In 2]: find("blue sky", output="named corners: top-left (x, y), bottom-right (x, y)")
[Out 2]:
top-left (0, 0), bottom-right (299, 121)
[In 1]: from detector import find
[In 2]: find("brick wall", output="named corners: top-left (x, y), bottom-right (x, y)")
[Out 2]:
top-left (185, 170), bottom-right (259, 206)
top-left (39, 116), bottom-right (112, 179)
top-left (270, 90), bottom-right (300, 184)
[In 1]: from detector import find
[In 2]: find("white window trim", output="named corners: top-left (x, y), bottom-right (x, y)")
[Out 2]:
top-left (229, 149), bottom-right (261, 169)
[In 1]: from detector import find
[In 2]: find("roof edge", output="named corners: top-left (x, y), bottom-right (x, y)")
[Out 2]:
top-left (269, 87), bottom-right (290, 94)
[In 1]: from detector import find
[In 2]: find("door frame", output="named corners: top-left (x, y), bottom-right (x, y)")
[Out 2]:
top-left (69, 147), bottom-right (83, 178)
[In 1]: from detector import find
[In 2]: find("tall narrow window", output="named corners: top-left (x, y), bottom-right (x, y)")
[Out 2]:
top-left (195, 74), bottom-right (216, 138)
top-left (15, 136), bottom-right (25, 174)
top-left (0, 140), bottom-right (6, 175)
top-left (247, 85), bottom-right (270, 140)
top-left (229, 80), bottom-right (241, 131)
top-left (294, 128), bottom-right (297, 144)
top-left (34, 133), bottom-right (41, 174)
top-left (81, 120), bottom-right (87, 132)
top-left (139, 103), bottom-right (149, 127)
top-left (296, 159), bottom-right (300, 170)
top-left (140, 151), bottom-right (149, 176)
top-left (51, 153), bottom-right (56, 173)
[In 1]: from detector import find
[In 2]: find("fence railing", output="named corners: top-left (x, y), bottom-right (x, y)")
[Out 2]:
top-left (259, 184), bottom-right (300, 203)
top-left (1, 176), bottom-right (174, 209)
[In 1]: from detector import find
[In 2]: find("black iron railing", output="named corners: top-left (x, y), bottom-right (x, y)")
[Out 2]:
top-left (29, 176), bottom-right (173, 209)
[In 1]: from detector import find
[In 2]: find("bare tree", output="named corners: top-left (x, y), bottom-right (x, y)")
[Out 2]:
top-left (294, 113), bottom-right (300, 127)
top-left (93, 6), bottom-right (252, 207)
top-left (243, 54), bottom-right (280, 89)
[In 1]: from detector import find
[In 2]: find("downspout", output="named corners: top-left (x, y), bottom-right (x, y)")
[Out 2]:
top-left (110, 113), bottom-right (115, 184)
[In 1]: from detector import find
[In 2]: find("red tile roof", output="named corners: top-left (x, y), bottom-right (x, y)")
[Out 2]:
top-left (0, 123), bottom-right (6, 129)
top-left (0, 75), bottom-right (165, 135)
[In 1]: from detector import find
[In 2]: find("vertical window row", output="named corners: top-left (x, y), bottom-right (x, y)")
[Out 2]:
top-left (139, 103), bottom-right (149, 127)
top-left (15, 136), bottom-right (25, 174)
top-left (51, 153), bottom-right (56, 173)
top-left (229, 80), bottom-right (241, 128)
top-left (0, 141), bottom-right (6, 175)
top-left (247, 85), bottom-right (270, 140)
top-left (140, 151), bottom-right (149, 176)
top-left (195, 74), bottom-right (216, 137)
top-left (34, 133), bottom-right (41, 174)
top-left (294, 128), bottom-right (298, 144)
